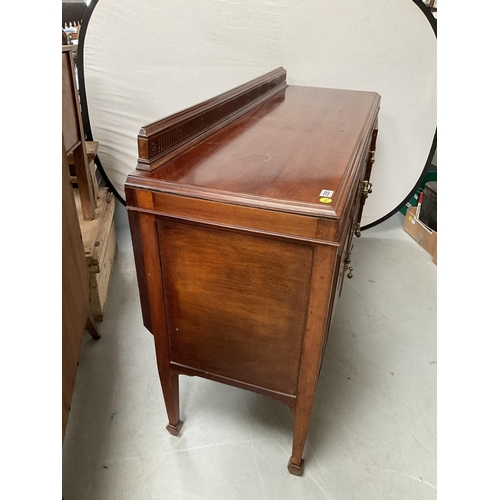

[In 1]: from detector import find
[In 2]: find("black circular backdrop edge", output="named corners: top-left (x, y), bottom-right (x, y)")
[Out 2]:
top-left (77, 0), bottom-right (437, 229)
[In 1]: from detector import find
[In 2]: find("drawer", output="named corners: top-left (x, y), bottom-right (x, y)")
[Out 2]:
top-left (336, 165), bottom-right (367, 297)
top-left (319, 180), bottom-right (362, 368)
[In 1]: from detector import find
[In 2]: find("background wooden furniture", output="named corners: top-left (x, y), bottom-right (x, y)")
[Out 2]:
top-left (62, 46), bottom-right (117, 322)
top-left (69, 140), bottom-right (117, 321)
top-left (62, 1), bottom-right (87, 43)
top-left (62, 46), bottom-right (96, 220)
top-left (73, 186), bottom-right (117, 321)
top-left (62, 39), bottom-right (118, 440)
top-left (68, 140), bottom-right (100, 198)
top-left (125, 68), bottom-right (380, 475)
top-left (62, 137), bottom-right (100, 442)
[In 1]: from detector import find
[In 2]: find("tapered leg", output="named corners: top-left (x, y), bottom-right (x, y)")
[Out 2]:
top-left (131, 211), bottom-right (184, 436)
top-left (287, 390), bottom-right (316, 475)
top-left (159, 369), bottom-right (183, 436)
top-left (287, 245), bottom-right (336, 476)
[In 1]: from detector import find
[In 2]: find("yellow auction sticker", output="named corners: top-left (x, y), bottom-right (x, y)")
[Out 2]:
top-left (319, 197), bottom-right (332, 204)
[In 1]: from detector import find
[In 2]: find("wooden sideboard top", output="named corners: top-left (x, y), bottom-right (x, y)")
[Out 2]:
top-left (126, 69), bottom-right (380, 220)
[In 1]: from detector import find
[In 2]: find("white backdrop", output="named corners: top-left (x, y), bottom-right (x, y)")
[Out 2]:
top-left (83, 0), bottom-right (436, 226)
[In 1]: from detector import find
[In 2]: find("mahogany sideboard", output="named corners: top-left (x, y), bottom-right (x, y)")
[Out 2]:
top-left (125, 68), bottom-right (380, 475)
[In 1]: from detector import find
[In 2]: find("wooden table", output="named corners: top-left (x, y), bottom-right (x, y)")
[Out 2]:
top-left (125, 68), bottom-right (380, 475)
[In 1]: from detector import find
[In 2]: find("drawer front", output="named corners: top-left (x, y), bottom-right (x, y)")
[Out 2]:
top-left (318, 132), bottom-right (375, 369)
top-left (337, 158), bottom-right (368, 298)
top-left (318, 174), bottom-right (364, 365)
top-left (337, 123), bottom-right (379, 297)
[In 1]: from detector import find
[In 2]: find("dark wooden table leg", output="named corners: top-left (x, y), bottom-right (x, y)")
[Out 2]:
top-left (287, 245), bottom-right (336, 475)
top-left (288, 392), bottom-right (316, 475)
top-left (134, 212), bottom-right (184, 437)
top-left (162, 370), bottom-right (183, 436)
top-left (85, 315), bottom-right (101, 340)
top-left (288, 456), bottom-right (305, 476)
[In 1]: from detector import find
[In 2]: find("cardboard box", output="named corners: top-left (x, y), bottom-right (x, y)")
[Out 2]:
top-left (399, 170), bottom-right (437, 216)
top-left (403, 206), bottom-right (437, 264)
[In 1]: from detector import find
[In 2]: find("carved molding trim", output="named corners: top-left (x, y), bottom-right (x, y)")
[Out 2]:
top-left (137, 67), bottom-right (288, 171)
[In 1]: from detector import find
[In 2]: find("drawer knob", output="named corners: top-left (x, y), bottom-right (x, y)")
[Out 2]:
top-left (354, 223), bottom-right (361, 238)
top-left (347, 267), bottom-right (353, 279)
top-left (345, 252), bottom-right (351, 265)
top-left (361, 180), bottom-right (373, 199)
top-left (369, 150), bottom-right (376, 163)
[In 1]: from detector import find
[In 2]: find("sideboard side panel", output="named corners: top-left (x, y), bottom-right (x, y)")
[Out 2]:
top-left (157, 219), bottom-right (314, 395)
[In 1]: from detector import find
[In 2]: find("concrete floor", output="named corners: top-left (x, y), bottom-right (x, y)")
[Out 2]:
top-left (62, 203), bottom-right (437, 500)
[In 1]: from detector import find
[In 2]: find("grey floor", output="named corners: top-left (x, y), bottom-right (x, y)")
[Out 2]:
top-left (62, 203), bottom-right (437, 500)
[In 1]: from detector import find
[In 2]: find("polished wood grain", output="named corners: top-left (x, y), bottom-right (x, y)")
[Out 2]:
top-left (128, 84), bottom-right (380, 220)
top-left (289, 244), bottom-right (337, 475)
top-left (125, 70), bottom-right (380, 475)
top-left (127, 188), bottom-right (340, 244)
top-left (158, 220), bottom-right (313, 395)
top-left (136, 212), bottom-right (183, 434)
top-left (137, 67), bottom-right (287, 171)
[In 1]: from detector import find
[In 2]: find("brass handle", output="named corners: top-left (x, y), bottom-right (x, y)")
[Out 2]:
top-left (347, 267), bottom-right (353, 279)
top-left (369, 150), bottom-right (376, 164)
top-left (354, 223), bottom-right (361, 238)
top-left (345, 244), bottom-right (353, 264)
top-left (361, 180), bottom-right (373, 199)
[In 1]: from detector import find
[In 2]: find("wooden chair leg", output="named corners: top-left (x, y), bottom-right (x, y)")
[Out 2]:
top-left (85, 315), bottom-right (101, 340)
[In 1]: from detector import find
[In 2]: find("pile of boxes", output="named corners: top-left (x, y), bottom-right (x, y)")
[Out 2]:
top-left (403, 181), bottom-right (437, 264)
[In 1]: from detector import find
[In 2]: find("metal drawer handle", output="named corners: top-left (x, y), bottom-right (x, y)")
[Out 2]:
top-left (361, 180), bottom-right (373, 199)
top-left (345, 250), bottom-right (351, 265)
